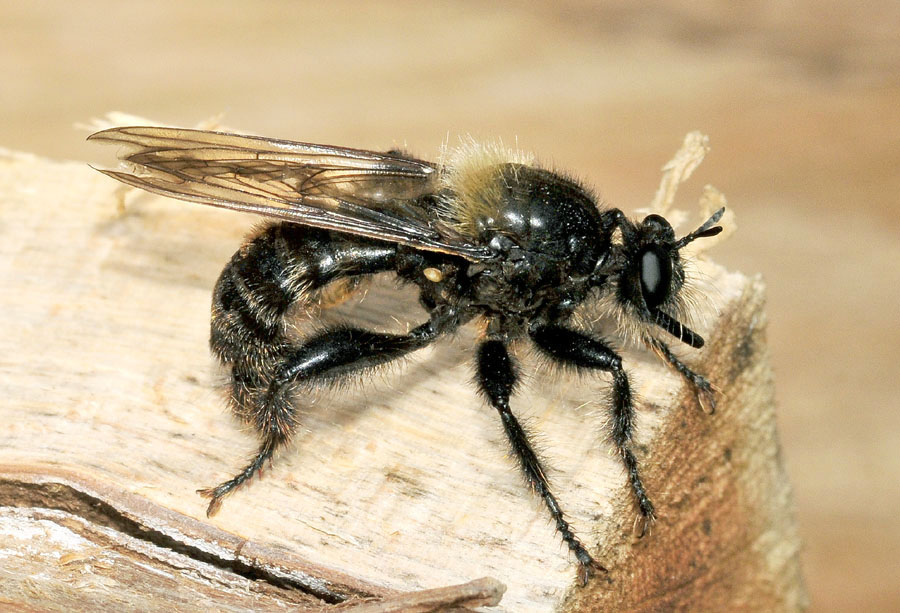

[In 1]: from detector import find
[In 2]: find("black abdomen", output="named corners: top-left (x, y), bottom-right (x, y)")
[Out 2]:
top-left (209, 223), bottom-right (397, 420)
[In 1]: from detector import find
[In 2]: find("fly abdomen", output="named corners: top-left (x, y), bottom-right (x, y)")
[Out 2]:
top-left (210, 224), bottom-right (300, 368)
top-left (209, 222), bottom-right (398, 422)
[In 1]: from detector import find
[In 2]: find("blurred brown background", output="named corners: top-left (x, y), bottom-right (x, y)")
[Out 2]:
top-left (2, 1), bottom-right (897, 610)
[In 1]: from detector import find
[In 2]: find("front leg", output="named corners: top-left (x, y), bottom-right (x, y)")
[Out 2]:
top-left (530, 324), bottom-right (656, 537)
top-left (645, 336), bottom-right (717, 414)
top-left (476, 340), bottom-right (605, 585)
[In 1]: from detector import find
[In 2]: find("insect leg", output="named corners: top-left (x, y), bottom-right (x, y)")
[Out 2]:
top-left (476, 340), bottom-right (606, 585)
top-left (202, 305), bottom-right (460, 515)
top-left (203, 223), bottom-right (401, 515)
top-left (530, 325), bottom-right (657, 536)
top-left (646, 336), bottom-right (717, 414)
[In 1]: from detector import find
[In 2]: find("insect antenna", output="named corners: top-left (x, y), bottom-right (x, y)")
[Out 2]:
top-left (674, 207), bottom-right (725, 249)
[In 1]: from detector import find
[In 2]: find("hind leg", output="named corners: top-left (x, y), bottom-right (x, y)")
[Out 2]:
top-left (201, 315), bottom-right (453, 515)
top-left (203, 223), bottom-right (402, 514)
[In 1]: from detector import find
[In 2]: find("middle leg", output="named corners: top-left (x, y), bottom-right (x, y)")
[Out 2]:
top-left (530, 324), bottom-right (657, 537)
top-left (476, 339), bottom-right (606, 585)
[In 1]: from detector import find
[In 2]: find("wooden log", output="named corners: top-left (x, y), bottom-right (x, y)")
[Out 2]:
top-left (0, 144), bottom-right (805, 611)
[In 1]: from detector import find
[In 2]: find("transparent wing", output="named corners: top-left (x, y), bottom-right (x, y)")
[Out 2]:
top-left (89, 126), bottom-right (492, 260)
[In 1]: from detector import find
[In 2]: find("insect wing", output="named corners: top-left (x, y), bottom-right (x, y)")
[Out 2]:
top-left (90, 127), bottom-right (491, 260)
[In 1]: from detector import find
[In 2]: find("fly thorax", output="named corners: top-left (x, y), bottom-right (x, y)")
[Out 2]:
top-left (466, 235), bottom-right (572, 316)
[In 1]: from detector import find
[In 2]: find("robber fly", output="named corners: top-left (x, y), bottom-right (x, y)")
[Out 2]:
top-left (90, 126), bottom-right (724, 584)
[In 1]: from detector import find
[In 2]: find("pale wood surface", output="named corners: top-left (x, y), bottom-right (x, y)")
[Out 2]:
top-left (1, 2), bottom-right (898, 609)
top-left (0, 463), bottom-right (505, 612)
top-left (0, 148), bottom-right (803, 610)
top-left (0, 467), bottom-right (382, 612)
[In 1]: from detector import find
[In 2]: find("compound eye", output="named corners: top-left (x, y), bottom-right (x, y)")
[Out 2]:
top-left (639, 246), bottom-right (672, 309)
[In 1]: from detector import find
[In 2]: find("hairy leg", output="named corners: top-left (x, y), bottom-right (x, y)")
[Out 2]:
top-left (530, 324), bottom-right (656, 537)
top-left (204, 223), bottom-right (420, 515)
top-left (201, 316), bottom-right (450, 515)
top-left (645, 336), bottom-right (717, 414)
top-left (476, 340), bottom-right (605, 584)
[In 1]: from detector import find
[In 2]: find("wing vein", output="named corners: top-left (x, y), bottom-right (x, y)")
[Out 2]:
top-left (90, 127), bottom-right (493, 260)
